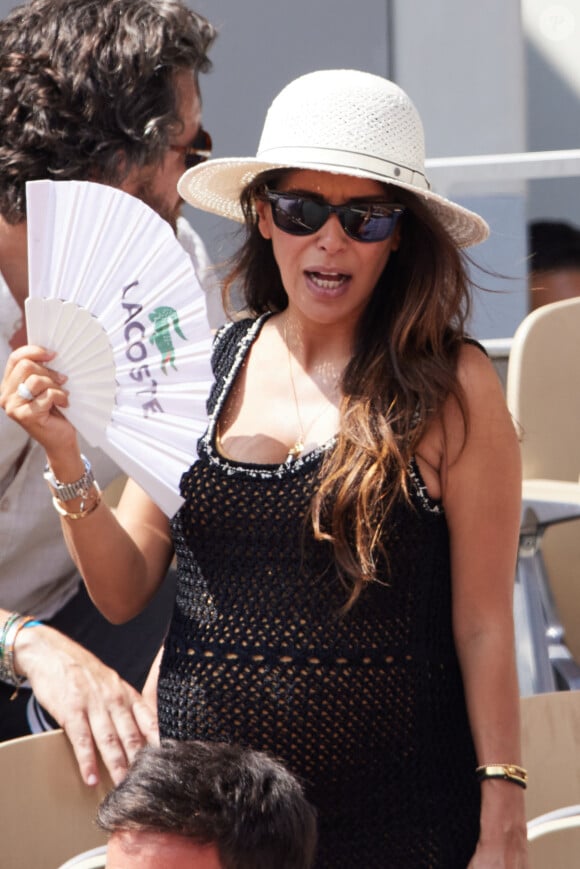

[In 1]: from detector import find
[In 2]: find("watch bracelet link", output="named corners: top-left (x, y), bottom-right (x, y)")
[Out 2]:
top-left (43, 454), bottom-right (95, 502)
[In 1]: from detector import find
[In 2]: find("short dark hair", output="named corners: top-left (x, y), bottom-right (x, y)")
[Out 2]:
top-left (0, 0), bottom-right (216, 223)
top-left (529, 220), bottom-right (580, 272)
top-left (97, 740), bottom-right (317, 869)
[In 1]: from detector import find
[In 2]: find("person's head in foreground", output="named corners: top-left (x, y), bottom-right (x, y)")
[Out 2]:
top-left (98, 740), bottom-right (317, 869)
top-left (0, 0), bottom-right (216, 231)
top-left (178, 68), bottom-right (489, 605)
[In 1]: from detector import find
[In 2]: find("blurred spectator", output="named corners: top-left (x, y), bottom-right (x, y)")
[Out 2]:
top-left (528, 219), bottom-right (580, 310)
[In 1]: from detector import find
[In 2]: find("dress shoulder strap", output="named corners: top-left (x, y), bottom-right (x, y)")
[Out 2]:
top-left (207, 318), bottom-right (256, 415)
top-left (463, 336), bottom-right (488, 356)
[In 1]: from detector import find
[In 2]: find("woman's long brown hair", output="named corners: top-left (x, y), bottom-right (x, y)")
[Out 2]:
top-left (224, 173), bottom-right (473, 609)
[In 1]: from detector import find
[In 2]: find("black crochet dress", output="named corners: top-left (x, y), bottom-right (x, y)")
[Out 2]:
top-left (158, 316), bottom-right (480, 868)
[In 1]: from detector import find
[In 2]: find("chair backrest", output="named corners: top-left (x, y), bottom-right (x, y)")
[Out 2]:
top-left (507, 297), bottom-right (580, 664)
top-left (0, 729), bottom-right (111, 869)
top-left (521, 690), bottom-right (580, 868)
top-left (521, 690), bottom-right (580, 819)
top-left (528, 820), bottom-right (580, 869)
top-left (506, 295), bottom-right (580, 482)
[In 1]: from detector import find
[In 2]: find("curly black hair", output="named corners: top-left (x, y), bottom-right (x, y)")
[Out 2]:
top-left (0, 0), bottom-right (216, 223)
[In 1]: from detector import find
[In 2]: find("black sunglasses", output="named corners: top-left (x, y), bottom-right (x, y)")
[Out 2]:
top-left (170, 128), bottom-right (212, 169)
top-left (262, 189), bottom-right (405, 242)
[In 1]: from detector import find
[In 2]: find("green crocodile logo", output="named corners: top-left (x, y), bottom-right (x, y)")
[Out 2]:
top-left (149, 306), bottom-right (187, 373)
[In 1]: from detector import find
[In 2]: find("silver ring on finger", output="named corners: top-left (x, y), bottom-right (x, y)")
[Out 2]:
top-left (17, 381), bottom-right (35, 402)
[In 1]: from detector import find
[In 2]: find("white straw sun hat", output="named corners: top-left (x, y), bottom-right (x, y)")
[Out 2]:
top-left (178, 69), bottom-right (489, 248)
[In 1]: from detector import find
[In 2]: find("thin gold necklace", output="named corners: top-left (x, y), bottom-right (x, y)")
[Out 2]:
top-left (284, 322), bottom-right (333, 462)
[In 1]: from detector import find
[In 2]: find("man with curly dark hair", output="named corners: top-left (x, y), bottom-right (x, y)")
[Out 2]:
top-left (0, 0), bottom-right (217, 788)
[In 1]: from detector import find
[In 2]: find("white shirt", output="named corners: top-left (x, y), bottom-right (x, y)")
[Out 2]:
top-left (176, 216), bottom-right (224, 330)
top-left (0, 218), bottom-right (216, 619)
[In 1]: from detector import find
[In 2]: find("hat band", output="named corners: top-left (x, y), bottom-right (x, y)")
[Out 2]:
top-left (255, 145), bottom-right (430, 191)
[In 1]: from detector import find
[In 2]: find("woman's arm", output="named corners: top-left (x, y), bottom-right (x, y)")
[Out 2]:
top-left (441, 344), bottom-right (528, 868)
top-left (1, 345), bottom-right (173, 623)
top-left (59, 475), bottom-right (173, 623)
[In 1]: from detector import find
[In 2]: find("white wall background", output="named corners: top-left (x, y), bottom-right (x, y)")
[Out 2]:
top-left (392, 0), bottom-right (528, 339)
top-left (523, 0), bottom-right (580, 225)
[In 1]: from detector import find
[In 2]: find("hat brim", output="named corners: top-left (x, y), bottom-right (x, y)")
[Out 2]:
top-left (178, 157), bottom-right (489, 249)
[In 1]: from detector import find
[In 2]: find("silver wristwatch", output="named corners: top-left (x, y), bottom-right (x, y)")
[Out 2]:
top-left (43, 454), bottom-right (95, 501)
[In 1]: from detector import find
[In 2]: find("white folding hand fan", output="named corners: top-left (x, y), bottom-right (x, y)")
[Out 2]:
top-left (25, 179), bottom-right (214, 516)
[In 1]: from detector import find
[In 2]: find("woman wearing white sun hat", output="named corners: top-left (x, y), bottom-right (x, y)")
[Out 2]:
top-left (1, 70), bottom-right (527, 867)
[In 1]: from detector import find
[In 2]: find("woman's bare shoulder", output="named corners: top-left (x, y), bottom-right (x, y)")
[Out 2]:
top-left (454, 340), bottom-right (506, 407)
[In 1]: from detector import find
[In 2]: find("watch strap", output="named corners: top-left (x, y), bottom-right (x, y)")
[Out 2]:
top-left (43, 454), bottom-right (95, 502)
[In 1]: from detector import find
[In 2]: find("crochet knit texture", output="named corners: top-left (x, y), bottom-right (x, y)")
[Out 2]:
top-left (158, 317), bottom-right (480, 868)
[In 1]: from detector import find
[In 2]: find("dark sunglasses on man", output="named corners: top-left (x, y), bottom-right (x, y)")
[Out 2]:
top-left (170, 128), bottom-right (212, 169)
